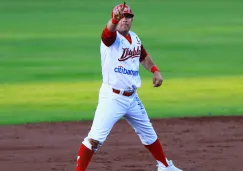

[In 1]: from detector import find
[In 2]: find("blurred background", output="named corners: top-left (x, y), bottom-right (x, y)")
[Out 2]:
top-left (1, 0), bottom-right (243, 124)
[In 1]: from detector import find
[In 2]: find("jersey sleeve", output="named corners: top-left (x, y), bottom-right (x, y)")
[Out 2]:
top-left (139, 44), bottom-right (149, 62)
top-left (101, 27), bottom-right (117, 47)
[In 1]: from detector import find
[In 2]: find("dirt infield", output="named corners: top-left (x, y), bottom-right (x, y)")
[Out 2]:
top-left (0, 116), bottom-right (243, 171)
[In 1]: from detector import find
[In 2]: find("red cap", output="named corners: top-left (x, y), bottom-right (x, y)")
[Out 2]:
top-left (111, 4), bottom-right (134, 18)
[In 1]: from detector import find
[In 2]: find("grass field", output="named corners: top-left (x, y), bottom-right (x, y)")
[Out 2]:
top-left (1, 0), bottom-right (243, 124)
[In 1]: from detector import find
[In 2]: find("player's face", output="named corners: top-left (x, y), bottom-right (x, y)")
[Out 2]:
top-left (117, 14), bottom-right (133, 33)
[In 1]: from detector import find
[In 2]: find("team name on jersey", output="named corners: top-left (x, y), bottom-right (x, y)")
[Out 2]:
top-left (114, 66), bottom-right (139, 76)
top-left (118, 46), bottom-right (141, 61)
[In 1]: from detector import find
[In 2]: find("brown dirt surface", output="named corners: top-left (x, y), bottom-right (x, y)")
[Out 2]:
top-left (0, 116), bottom-right (243, 171)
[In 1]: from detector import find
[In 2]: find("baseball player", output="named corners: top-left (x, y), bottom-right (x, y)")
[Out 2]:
top-left (76, 2), bottom-right (183, 171)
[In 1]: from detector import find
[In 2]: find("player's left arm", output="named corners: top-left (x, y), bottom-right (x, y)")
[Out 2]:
top-left (140, 45), bottom-right (163, 87)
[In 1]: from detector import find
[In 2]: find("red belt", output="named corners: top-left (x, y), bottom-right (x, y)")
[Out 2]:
top-left (112, 88), bottom-right (135, 97)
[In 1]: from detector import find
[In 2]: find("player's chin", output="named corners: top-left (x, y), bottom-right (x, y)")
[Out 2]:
top-left (122, 26), bottom-right (130, 31)
top-left (120, 27), bottom-right (127, 31)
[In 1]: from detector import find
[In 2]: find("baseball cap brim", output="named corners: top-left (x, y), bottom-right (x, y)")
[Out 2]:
top-left (124, 13), bottom-right (134, 17)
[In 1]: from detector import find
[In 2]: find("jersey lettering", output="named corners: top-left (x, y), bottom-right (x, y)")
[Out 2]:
top-left (118, 46), bottom-right (141, 61)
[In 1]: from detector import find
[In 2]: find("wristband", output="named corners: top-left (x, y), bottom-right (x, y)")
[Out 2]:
top-left (150, 65), bottom-right (159, 73)
top-left (111, 18), bottom-right (119, 24)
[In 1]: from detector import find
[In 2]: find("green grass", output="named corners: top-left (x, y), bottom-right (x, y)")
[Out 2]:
top-left (0, 0), bottom-right (243, 124)
top-left (1, 76), bottom-right (243, 125)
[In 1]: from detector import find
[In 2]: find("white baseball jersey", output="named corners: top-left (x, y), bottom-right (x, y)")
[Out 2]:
top-left (100, 31), bottom-right (142, 90)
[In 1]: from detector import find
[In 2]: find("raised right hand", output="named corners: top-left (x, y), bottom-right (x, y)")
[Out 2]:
top-left (112, 3), bottom-right (125, 21)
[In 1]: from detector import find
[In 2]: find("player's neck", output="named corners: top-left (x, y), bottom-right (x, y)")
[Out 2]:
top-left (118, 31), bottom-right (129, 36)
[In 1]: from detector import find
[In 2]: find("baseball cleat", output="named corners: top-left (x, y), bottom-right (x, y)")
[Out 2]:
top-left (157, 160), bottom-right (183, 171)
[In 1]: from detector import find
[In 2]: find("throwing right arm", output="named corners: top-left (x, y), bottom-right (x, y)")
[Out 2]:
top-left (101, 4), bottom-right (125, 46)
